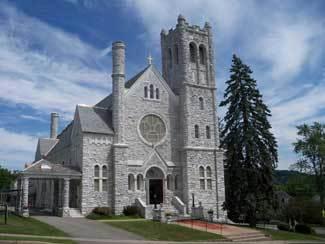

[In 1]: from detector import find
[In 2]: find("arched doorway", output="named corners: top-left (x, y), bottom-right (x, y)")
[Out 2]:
top-left (145, 167), bottom-right (164, 205)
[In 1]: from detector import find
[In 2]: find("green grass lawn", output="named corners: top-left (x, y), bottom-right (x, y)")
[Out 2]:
top-left (86, 213), bottom-right (143, 220)
top-left (0, 236), bottom-right (75, 244)
top-left (0, 214), bottom-right (68, 236)
top-left (262, 229), bottom-right (325, 241)
top-left (107, 220), bottom-right (224, 241)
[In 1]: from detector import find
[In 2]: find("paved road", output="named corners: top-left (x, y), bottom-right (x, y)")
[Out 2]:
top-left (33, 216), bottom-right (143, 241)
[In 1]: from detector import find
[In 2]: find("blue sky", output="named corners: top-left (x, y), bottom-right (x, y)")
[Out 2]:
top-left (0, 0), bottom-right (324, 170)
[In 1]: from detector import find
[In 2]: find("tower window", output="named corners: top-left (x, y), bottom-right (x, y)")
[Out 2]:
top-left (156, 88), bottom-right (160, 99)
top-left (199, 45), bottom-right (206, 65)
top-left (199, 97), bottom-right (204, 110)
top-left (189, 42), bottom-right (197, 63)
top-left (168, 48), bottom-right (172, 68)
top-left (174, 45), bottom-right (179, 64)
top-left (149, 84), bottom-right (154, 99)
top-left (199, 166), bottom-right (205, 190)
top-left (206, 126), bottom-right (211, 139)
top-left (144, 86), bottom-right (148, 98)
top-left (194, 125), bottom-right (199, 138)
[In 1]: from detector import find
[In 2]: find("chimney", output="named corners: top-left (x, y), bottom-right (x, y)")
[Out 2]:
top-left (112, 41), bottom-right (125, 144)
top-left (50, 112), bottom-right (59, 139)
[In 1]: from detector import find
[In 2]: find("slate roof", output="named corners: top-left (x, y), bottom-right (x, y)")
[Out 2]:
top-left (96, 94), bottom-right (112, 109)
top-left (35, 138), bottom-right (58, 161)
top-left (124, 65), bottom-right (151, 88)
top-left (77, 105), bottom-right (113, 135)
top-left (23, 159), bottom-right (81, 177)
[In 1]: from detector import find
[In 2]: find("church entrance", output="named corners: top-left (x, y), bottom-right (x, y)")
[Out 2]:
top-left (145, 167), bottom-right (165, 205)
top-left (149, 179), bottom-right (163, 204)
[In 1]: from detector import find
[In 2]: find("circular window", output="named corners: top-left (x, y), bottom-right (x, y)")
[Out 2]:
top-left (139, 114), bottom-right (166, 144)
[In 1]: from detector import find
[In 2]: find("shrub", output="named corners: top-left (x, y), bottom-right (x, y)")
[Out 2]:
top-left (93, 207), bottom-right (112, 216)
top-left (123, 205), bottom-right (139, 216)
top-left (277, 222), bottom-right (290, 231)
top-left (295, 224), bottom-right (313, 234)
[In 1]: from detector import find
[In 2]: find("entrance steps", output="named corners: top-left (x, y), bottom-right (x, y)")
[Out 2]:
top-left (69, 208), bottom-right (83, 218)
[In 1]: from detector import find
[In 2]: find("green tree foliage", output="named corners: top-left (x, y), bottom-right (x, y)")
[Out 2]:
top-left (291, 122), bottom-right (325, 207)
top-left (220, 54), bottom-right (278, 227)
top-left (0, 165), bottom-right (16, 190)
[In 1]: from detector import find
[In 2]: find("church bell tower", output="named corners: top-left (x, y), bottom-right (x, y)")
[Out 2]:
top-left (161, 15), bottom-right (226, 220)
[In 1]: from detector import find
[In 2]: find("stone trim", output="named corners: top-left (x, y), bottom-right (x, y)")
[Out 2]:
top-left (112, 143), bottom-right (128, 148)
top-left (183, 82), bottom-right (216, 90)
top-left (182, 146), bottom-right (218, 151)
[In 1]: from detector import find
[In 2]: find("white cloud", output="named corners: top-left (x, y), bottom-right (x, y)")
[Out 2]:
top-left (0, 128), bottom-right (37, 169)
top-left (20, 114), bottom-right (47, 123)
top-left (0, 2), bottom-right (111, 119)
top-left (126, 0), bottom-right (254, 44)
top-left (254, 19), bottom-right (324, 82)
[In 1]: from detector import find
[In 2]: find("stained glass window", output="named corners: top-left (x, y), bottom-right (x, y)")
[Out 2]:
top-left (140, 115), bottom-right (166, 144)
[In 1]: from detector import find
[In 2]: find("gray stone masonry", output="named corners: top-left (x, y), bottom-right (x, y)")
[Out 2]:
top-left (50, 112), bottom-right (59, 139)
top-left (29, 16), bottom-right (226, 221)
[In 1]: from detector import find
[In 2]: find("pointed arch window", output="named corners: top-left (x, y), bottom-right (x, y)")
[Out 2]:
top-left (144, 86), bottom-right (148, 98)
top-left (156, 88), bottom-right (160, 99)
top-left (194, 125), bottom-right (199, 138)
top-left (136, 174), bottom-right (144, 191)
top-left (206, 166), bottom-right (212, 189)
top-left (149, 84), bottom-right (154, 99)
top-left (189, 42), bottom-right (197, 63)
top-left (102, 165), bottom-right (108, 192)
top-left (94, 165), bottom-right (100, 191)
top-left (199, 166), bottom-right (205, 190)
top-left (199, 44), bottom-right (206, 65)
top-left (206, 126), bottom-right (211, 139)
top-left (199, 97), bottom-right (204, 110)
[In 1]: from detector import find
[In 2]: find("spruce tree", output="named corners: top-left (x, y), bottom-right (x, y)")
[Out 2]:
top-left (220, 54), bottom-right (278, 227)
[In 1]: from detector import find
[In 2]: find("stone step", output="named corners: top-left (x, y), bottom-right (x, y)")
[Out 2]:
top-left (69, 208), bottom-right (83, 218)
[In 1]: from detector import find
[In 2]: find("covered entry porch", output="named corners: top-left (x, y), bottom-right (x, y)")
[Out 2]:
top-left (17, 159), bottom-right (82, 217)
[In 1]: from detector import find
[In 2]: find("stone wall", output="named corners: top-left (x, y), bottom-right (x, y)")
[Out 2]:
top-left (81, 133), bottom-right (113, 215)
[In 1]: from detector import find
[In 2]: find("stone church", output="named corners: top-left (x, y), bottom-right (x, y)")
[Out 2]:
top-left (18, 15), bottom-right (226, 220)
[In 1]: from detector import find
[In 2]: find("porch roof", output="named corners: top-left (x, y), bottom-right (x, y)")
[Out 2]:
top-left (21, 159), bottom-right (82, 179)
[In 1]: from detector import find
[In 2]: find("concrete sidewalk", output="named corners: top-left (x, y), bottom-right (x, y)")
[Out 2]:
top-left (33, 216), bottom-right (143, 240)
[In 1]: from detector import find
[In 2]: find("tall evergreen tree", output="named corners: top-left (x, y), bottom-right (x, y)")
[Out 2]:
top-left (220, 55), bottom-right (278, 227)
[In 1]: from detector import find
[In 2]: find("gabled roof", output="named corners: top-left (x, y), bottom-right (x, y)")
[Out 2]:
top-left (95, 64), bottom-right (175, 109)
top-left (35, 138), bottom-right (58, 161)
top-left (125, 64), bottom-right (177, 98)
top-left (125, 65), bottom-right (151, 89)
top-left (77, 105), bottom-right (113, 135)
top-left (96, 94), bottom-right (112, 109)
top-left (23, 159), bottom-right (81, 177)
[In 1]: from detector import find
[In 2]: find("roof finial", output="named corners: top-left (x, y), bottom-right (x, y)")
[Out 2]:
top-left (147, 53), bottom-right (153, 65)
